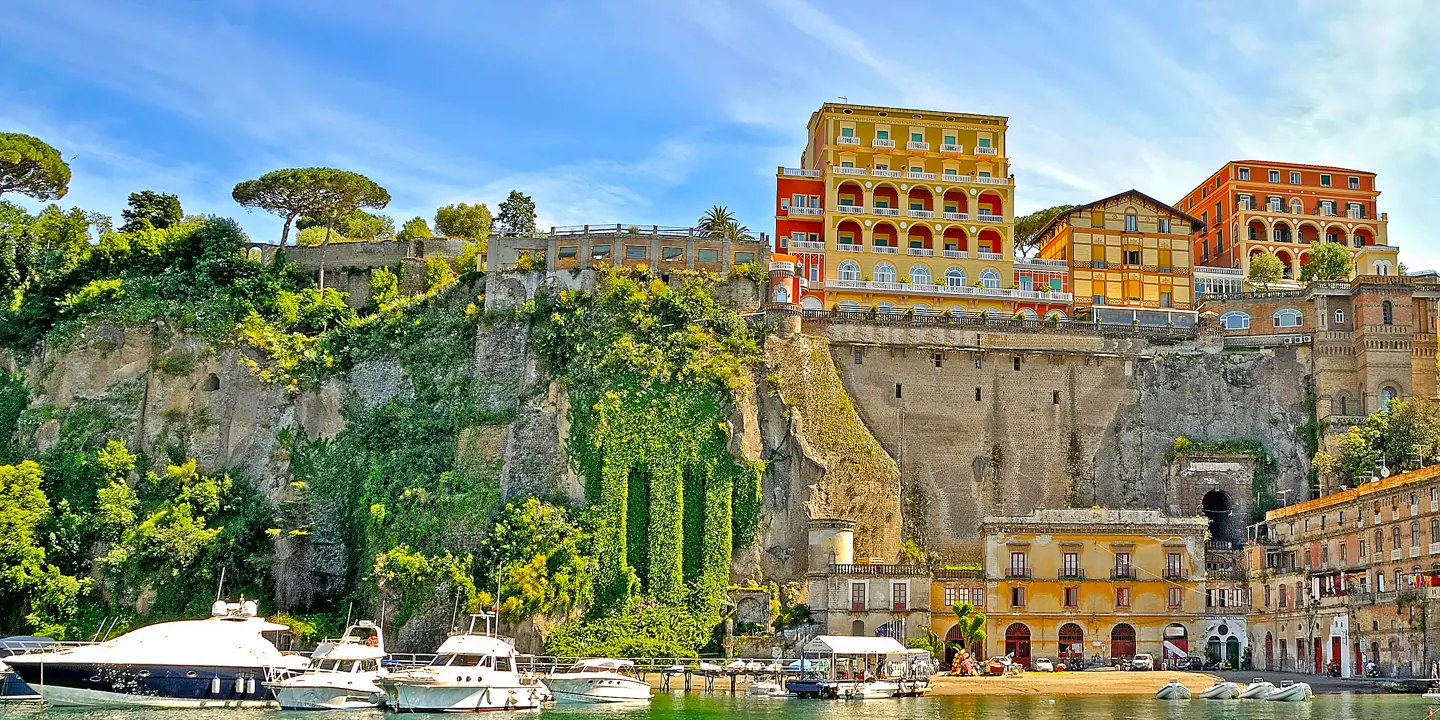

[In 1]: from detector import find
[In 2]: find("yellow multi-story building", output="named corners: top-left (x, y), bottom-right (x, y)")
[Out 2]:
top-left (974, 509), bottom-right (1207, 669)
top-left (1034, 190), bottom-right (1200, 327)
top-left (774, 103), bottom-right (1070, 317)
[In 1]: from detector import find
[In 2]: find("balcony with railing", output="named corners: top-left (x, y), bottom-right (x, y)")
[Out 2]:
top-left (873, 207), bottom-right (900, 216)
top-left (907, 170), bottom-right (937, 181)
top-left (1058, 569), bottom-right (1086, 580)
top-left (940, 143), bottom-right (963, 153)
top-left (833, 166), bottom-right (867, 176)
top-left (1111, 568), bottom-right (1136, 580)
top-left (942, 211), bottom-right (969, 221)
top-left (942, 249), bottom-right (968, 259)
top-left (977, 213), bottom-right (1005, 223)
top-left (828, 563), bottom-right (930, 576)
top-left (907, 247), bottom-right (935, 257)
top-left (791, 239), bottom-right (825, 251)
top-left (780, 167), bottom-right (821, 178)
top-left (1006, 568), bottom-right (1032, 580)
top-left (940, 173), bottom-right (972, 184)
top-left (975, 146), bottom-right (998, 155)
top-left (872, 245), bottom-right (899, 255)
top-left (834, 205), bottom-right (865, 215)
top-left (872, 169), bottom-right (902, 178)
top-left (836, 135), bottom-right (860, 146)
top-left (974, 176), bottom-right (1008, 185)
top-left (837, 243), bottom-right (864, 253)
top-left (908, 209), bottom-right (935, 219)
top-left (907, 140), bottom-right (930, 151)
top-left (872, 138), bottom-right (896, 149)
top-left (788, 206), bottom-right (823, 216)
top-left (826, 278), bottom-right (1072, 302)
top-left (976, 251), bottom-right (1004, 261)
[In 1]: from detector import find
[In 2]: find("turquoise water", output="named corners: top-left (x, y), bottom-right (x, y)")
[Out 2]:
top-left (0, 693), bottom-right (1427, 720)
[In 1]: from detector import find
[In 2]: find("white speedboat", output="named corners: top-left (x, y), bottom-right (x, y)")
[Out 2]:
top-left (275, 621), bottom-right (387, 710)
top-left (1238, 679), bottom-right (1275, 698)
top-left (545, 659), bottom-right (651, 704)
top-left (4, 600), bottom-right (306, 708)
top-left (1197, 680), bottom-right (1240, 699)
top-left (747, 680), bottom-right (790, 697)
top-left (379, 614), bottom-right (550, 713)
top-left (1263, 680), bottom-right (1313, 702)
top-left (1155, 679), bottom-right (1192, 700)
top-left (840, 680), bottom-right (899, 699)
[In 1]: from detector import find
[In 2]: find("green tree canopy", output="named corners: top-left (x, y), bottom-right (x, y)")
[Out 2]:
top-left (494, 191), bottom-right (538, 235)
top-left (233, 167), bottom-right (384, 248)
top-left (481, 498), bottom-right (590, 627)
top-left (434, 203), bottom-right (492, 244)
top-left (0, 460), bottom-right (86, 635)
top-left (397, 216), bottom-right (432, 242)
top-left (1014, 205), bottom-right (1076, 256)
top-left (1301, 240), bottom-right (1352, 282)
top-left (950, 601), bottom-right (987, 654)
top-left (0, 133), bottom-right (71, 201)
top-left (119, 191), bottom-right (183, 233)
top-left (1315, 397), bottom-right (1440, 486)
top-left (696, 205), bottom-right (749, 241)
top-left (1248, 251), bottom-right (1284, 289)
top-left (297, 209), bottom-right (394, 241)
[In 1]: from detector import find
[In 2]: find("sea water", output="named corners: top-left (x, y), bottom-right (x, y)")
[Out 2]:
top-left (0, 693), bottom-right (1425, 720)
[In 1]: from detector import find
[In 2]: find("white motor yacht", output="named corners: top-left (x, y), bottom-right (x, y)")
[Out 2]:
top-left (275, 621), bottom-right (387, 710)
top-left (380, 614), bottom-right (550, 713)
top-left (5, 600), bottom-right (306, 708)
top-left (1238, 679), bottom-right (1275, 698)
top-left (545, 659), bottom-right (651, 703)
top-left (840, 680), bottom-right (900, 699)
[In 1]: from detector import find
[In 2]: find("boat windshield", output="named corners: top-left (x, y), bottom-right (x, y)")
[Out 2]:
top-left (430, 654), bottom-right (492, 668)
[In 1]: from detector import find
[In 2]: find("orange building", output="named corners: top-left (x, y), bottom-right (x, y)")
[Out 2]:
top-left (1033, 190), bottom-right (1200, 326)
top-left (1177, 161), bottom-right (1398, 281)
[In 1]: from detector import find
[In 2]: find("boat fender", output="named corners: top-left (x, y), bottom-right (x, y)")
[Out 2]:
top-left (235, 676), bottom-right (245, 693)
top-left (507, 690), bottom-right (517, 707)
top-left (246, 676), bottom-right (256, 695)
top-left (211, 676), bottom-right (222, 695)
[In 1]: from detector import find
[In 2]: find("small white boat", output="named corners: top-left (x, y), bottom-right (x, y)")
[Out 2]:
top-left (840, 680), bottom-right (899, 699)
top-left (663, 665), bottom-right (685, 677)
top-left (1155, 679), bottom-right (1192, 700)
top-left (545, 659), bottom-right (651, 704)
top-left (1197, 680), bottom-right (1240, 699)
top-left (1262, 680), bottom-right (1313, 702)
top-left (724, 660), bottom-right (747, 675)
top-left (1238, 679), bottom-right (1275, 699)
top-left (380, 614), bottom-right (551, 713)
top-left (747, 680), bottom-right (790, 697)
top-left (698, 661), bottom-right (722, 675)
top-left (274, 621), bottom-right (387, 710)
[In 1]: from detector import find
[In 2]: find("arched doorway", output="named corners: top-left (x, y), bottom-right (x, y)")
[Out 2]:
top-left (1207, 637), bottom-right (1222, 664)
top-left (1004, 623), bottom-right (1032, 668)
top-left (1058, 623), bottom-right (1084, 666)
top-left (1202, 490), bottom-right (1237, 546)
top-left (1265, 632), bottom-right (1273, 671)
top-left (1163, 624), bottom-right (1189, 666)
top-left (1111, 623), bottom-right (1136, 662)
top-left (851, 620), bottom-right (865, 636)
top-left (1226, 636), bottom-right (1241, 669)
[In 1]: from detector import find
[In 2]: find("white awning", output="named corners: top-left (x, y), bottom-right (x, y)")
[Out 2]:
top-left (802, 635), bottom-right (908, 657)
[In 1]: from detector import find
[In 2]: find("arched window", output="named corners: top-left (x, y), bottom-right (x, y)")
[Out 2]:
top-left (1336, 393), bottom-right (1348, 416)
top-left (874, 262), bottom-right (897, 283)
top-left (838, 300), bottom-right (861, 311)
top-left (1382, 386), bottom-right (1398, 407)
top-left (1375, 529), bottom-right (1384, 550)
top-left (838, 260), bottom-right (861, 281)
top-left (1016, 308), bottom-right (1038, 320)
top-left (1124, 212), bottom-right (1138, 232)
top-left (1290, 198), bottom-right (1303, 214)
top-left (1382, 300), bottom-right (1394, 325)
top-left (945, 266), bottom-right (967, 287)
top-left (980, 268), bottom-right (1000, 289)
top-left (908, 264), bottom-right (932, 285)
top-left (774, 285), bottom-right (790, 303)
top-left (1220, 312), bottom-right (1251, 330)
top-left (1272, 308), bottom-right (1303, 328)
top-left (1335, 308), bottom-right (1345, 324)
top-left (912, 303), bottom-right (933, 316)
top-left (1393, 526), bottom-right (1402, 549)
top-left (1413, 522), bottom-right (1422, 548)
top-left (877, 301), bottom-right (897, 314)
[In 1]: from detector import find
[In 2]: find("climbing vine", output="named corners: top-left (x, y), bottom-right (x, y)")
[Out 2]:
top-left (529, 269), bottom-right (762, 651)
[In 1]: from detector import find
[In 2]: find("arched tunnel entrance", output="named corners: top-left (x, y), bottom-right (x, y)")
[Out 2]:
top-left (1202, 490), bottom-right (1240, 546)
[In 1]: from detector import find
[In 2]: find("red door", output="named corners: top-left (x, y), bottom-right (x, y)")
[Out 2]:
top-left (1314, 637), bottom-right (1323, 675)
top-left (1265, 633), bottom-right (1274, 671)
top-left (1111, 624), bottom-right (1136, 661)
top-left (1005, 624), bottom-right (1032, 668)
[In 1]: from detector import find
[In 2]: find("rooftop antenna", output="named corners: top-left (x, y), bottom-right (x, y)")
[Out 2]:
top-left (838, 96), bottom-right (848, 103)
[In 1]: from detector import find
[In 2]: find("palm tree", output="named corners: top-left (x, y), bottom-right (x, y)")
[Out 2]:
top-left (951, 601), bottom-right (987, 655)
top-left (697, 205), bottom-right (750, 241)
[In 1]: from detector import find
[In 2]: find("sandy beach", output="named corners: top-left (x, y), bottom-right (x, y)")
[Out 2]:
top-left (931, 670), bottom-right (1220, 696)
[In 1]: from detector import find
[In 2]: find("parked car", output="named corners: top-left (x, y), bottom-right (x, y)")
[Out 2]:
top-left (1129, 654), bottom-right (1154, 671)
top-left (1032, 657), bottom-right (1055, 672)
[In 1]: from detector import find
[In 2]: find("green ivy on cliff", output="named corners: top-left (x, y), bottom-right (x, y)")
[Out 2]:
top-left (1169, 436), bottom-right (1278, 521)
top-left (529, 269), bottom-right (762, 652)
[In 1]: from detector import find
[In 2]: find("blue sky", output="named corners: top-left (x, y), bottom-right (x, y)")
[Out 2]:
top-left (2, 0), bottom-right (1438, 268)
